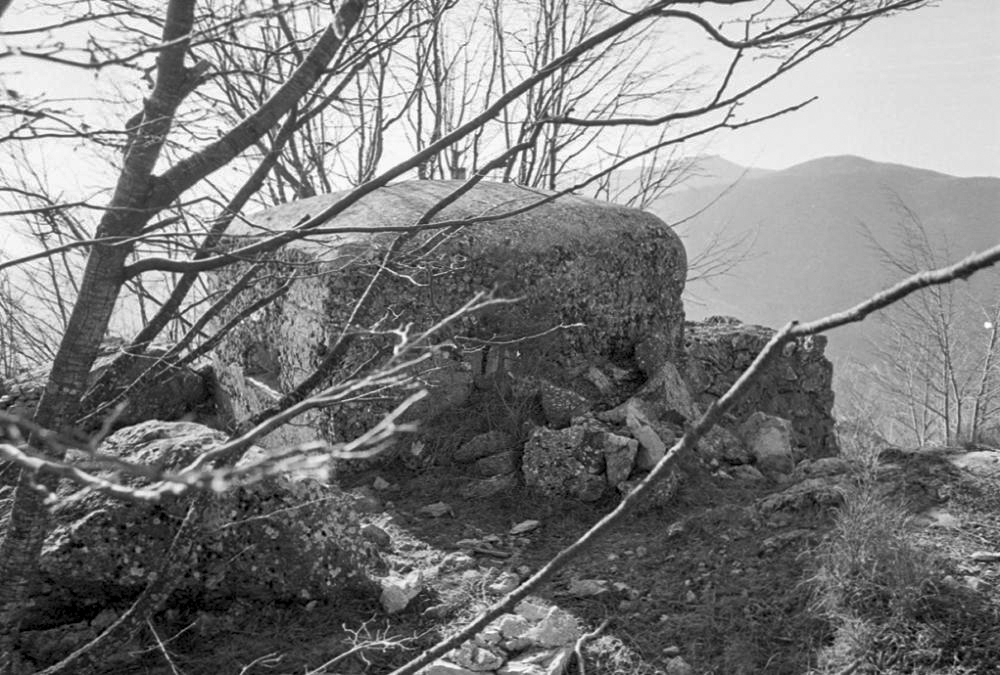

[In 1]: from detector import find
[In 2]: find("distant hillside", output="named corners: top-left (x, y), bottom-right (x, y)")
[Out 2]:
top-left (672, 155), bottom-right (775, 190)
top-left (651, 155), bottom-right (1000, 362)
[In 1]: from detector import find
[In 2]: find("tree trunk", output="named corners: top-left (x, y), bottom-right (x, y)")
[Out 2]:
top-left (0, 244), bottom-right (130, 662)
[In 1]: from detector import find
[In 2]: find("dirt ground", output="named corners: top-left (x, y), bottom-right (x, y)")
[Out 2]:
top-left (134, 444), bottom-right (1000, 675)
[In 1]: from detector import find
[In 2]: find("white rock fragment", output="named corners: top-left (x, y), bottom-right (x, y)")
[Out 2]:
top-left (524, 606), bottom-right (580, 647)
top-left (565, 578), bottom-right (609, 597)
top-left (488, 572), bottom-right (521, 595)
top-left (664, 656), bottom-right (694, 675)
top-left (510, 519), bottom-right (541, 535)
top-left (449, 642), bottom-right (505, 672)
top-left (514, 598), bottom-right (550, 622)
top-left (380, 570), bottom-right (423, 614)
top-left (496, 613), bottom-right (532, 639)
top-left (419, 660), bottom-right (480, 675)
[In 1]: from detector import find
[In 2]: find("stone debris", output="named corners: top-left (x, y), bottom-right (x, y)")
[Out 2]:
top-left (487, 572), bottom-right (522, 596)
top-left (524, 606), bottom-right (582, 647)
top-left (583, 366), bottom-right (614, 396)
top-left (617, 470), bottom-right (682, 512)
top-left (540, 381), bottom-right (592, 429)
top-left (421, 661), bottom-right (482, 675)
top-left (628, 414), bottom-right (667, 471)
top-left (449, 642), bottom-right (505, 671)
top-left (455, 539), bottom-right (513, 559)
top-left (522, 426), bottom-right (606, 502)
top-left (739, 412), bottom-right (796, 476)
top-left (0, 348), bottom-right (208, 437)
top-left (634, 362), bottom-right (701, 423)
top-left (664, 656), bottom-right (695, 675)
top-left (509, 520), bottom-right (541, 535)
top-left (497, 613), bottom-right (532, 638)
top-left (601, 433), bottom-right (638, 486)
top-left (564, 578), bottom-right (609, 597)
top-left (361, 524), bottom-right (392, 549)
top-left (514, 598), bottom-right (549, 621)
top-left (757, 477), bottom-right (846, 517)
top-left (698, 425), bottom-right (750, 465)
top-left (420, 502), bottom-right (455, 518)
top-left (438, 552), bottom-right (477, 573)
top-left (915, 507), bottom-right (960, 529)
top-left (380, 570), bottom-right (424, 614)
top-left (420, 599), bottom-right (581, 675)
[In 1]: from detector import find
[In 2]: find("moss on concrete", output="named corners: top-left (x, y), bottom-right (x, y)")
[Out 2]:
top-left (213, 181), bottom-right (687, 448)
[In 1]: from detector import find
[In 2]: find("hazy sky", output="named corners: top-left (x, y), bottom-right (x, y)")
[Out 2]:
top-left (707, 0), bottom-right (1000, 177)
top-left (2, 0), bottom-right (998, 184)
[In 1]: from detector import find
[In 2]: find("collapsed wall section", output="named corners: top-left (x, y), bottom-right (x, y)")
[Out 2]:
top-left (684, 316), bottom-right (837, 458)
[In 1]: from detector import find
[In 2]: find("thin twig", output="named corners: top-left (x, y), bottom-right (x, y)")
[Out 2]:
top-left (573, 618), bottom-right (609, 675)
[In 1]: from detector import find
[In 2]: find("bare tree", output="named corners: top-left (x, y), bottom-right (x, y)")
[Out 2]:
top-left (0, 0), bottom-right (937, 670)
top-left (859, 204), bottom-right (1000, 446)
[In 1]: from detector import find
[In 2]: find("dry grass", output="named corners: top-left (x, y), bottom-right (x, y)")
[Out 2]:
top-left (807, 433), bottom-right (1000, 674)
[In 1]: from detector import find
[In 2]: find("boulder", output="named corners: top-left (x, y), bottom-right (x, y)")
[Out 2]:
top-left (539, 381), bottom-right (591, 428)
top-left (698, 425), bottom-right (750, 465)
top-left (634, 362), bottom-right (700, 424)
top-left (212, 180), bottom-right (687, 452)
top-left (627, 413), bottom-right (667, 471)
top-left (601, 433), bottom-right (638, 486)
top-left (0, 348), bottom-right (208, 438)
top-left (380, 570), bottom-right (424, 614)
top-left (34, 421), bottom-right (380, 627)
top-left (522, 425), bottom-right (607, 502)
top-left (739, 412), bottom-right (796, 475)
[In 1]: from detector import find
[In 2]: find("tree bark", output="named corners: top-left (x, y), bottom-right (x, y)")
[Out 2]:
top-left (0, 0), bottom-right (199, 662)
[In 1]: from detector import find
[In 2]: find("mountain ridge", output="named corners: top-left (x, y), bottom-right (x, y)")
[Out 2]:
top-left (651, 154), bottom-right (1000, 362)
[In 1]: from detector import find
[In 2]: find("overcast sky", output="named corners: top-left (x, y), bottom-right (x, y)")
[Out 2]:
top-left (706, 0), bottom-right (1000, 177)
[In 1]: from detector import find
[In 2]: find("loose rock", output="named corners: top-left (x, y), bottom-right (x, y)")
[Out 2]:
top-left (380, 570), bottom-right (424, 614)
top-left (739, 412), bottom-right (796, 476)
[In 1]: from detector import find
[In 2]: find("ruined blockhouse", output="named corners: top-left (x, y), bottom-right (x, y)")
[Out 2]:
top-left (212, 180), bottom-right (688, 449)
